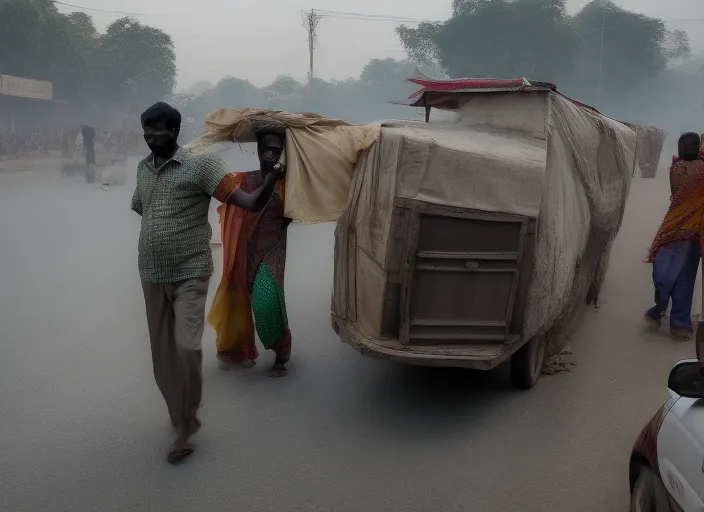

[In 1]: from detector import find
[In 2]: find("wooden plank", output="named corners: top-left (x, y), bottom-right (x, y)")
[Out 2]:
top-left (410, 319), bottom-right (507, 327)
top-left (398, 208), bottom-right (421, 346)
top-left (387, 207), bottom-right (410, 279)
top-left (395, 197), bottom-right (532, 224)
top-left (415, 265), bottom-right (517, 274)
top-left (409, 333), bottom-right (509, 342)
top-left (333, 315), bottom-right (526, 370)
top-left (416, 250), bottom-right (519, 261)
top-left (510, 219), bottom-right (536, 335)
top-left (504, 219), bottom-right (528, 338)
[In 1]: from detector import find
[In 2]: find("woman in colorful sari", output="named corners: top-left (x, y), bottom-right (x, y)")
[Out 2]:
top-left (208, 132), bottom-right (292, 377)
top-left (646, 132), bottom-right (704, 340)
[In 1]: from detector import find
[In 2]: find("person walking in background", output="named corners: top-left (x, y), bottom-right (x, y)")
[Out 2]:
top-left (208, 131), bottom-right (293, 378)
top-left (646, 132), bottom-right (704, 340)
top-left (131, 102), bottom-right (284, 463)
top-left (82, 125), bottom-right (96, 167)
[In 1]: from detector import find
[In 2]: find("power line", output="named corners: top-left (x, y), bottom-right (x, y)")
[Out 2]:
top-left (51, 1), bottom-right (163, 16)
top-left (663, 18), bottom-right (704, 23)
top-left (314, 9), bottom-right (435, 24)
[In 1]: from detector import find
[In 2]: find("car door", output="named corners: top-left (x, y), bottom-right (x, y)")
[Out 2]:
top-left (658, 397), bottom-right (704, 511)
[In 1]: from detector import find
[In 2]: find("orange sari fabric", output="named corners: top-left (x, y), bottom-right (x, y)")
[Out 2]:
top-left (207, 174), bottom-right (286, 362)
top-left (647, 156), bottom-right (704, 263)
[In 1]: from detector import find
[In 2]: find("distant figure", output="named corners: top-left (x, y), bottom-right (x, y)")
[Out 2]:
top-left (82, 125), bottom-right (96, 167)
top-left (646, 132), bottom-right (704, 340)
top-left (131, 102), bottom-right (284, 463)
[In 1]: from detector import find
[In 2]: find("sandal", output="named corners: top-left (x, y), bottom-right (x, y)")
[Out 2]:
top-left (167, 445), bottom-right (194, 464)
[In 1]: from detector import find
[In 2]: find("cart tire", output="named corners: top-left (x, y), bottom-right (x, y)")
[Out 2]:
top-left (510, 336), bottom-right (546, 389)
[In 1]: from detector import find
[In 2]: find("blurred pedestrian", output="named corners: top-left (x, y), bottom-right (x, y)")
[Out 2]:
top-left (82, 125), bottom-right (96, 167)
top-left (646, 132), bottom-right (704, 340)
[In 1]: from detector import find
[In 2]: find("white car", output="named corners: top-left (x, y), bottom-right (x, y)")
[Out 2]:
top-left (630, 359), bottom-right (704, 511)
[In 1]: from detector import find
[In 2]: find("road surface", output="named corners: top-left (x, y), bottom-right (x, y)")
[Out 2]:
top-left (0, 162), bottom-right (694, 512)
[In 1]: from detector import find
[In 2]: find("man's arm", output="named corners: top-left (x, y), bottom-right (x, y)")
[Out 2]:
top-left (200, 154), bottom-right (283, 212)
top-left (131, 186), bottom-right (143, 216)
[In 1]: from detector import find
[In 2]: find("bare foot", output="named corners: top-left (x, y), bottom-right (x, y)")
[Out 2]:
top-left (270, 360), bottom-right (288, 378)
top-left (219, 360), bottom-right (256, 370)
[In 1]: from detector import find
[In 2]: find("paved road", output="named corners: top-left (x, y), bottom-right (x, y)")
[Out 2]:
top-left (0, 164), bottom-right (694, 512)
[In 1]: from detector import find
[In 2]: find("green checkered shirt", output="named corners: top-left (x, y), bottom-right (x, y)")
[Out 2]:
top-left (131, 148), bottom-right (230, 283)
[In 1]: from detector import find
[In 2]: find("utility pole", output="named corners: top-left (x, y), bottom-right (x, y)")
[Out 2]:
top-left (303, 9), bottom-right (321, 110)
top-left (596, 8), bottom-right (606, 105)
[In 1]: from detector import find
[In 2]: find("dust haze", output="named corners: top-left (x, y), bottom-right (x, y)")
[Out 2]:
top-left (1, 0), bottom-right (703, 511)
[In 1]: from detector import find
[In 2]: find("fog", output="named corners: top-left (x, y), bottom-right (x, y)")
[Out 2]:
top-left (2, 1), bottom-right (704, 511)
top-left (2, 0), bottom-right (703, 137)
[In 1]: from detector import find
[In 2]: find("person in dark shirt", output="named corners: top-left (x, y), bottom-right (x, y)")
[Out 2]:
top-left (81, 125), bottom-right (96, 167)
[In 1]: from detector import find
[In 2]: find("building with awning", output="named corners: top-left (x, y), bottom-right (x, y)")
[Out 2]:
top-left (0, 74), bottom-right (69, 133)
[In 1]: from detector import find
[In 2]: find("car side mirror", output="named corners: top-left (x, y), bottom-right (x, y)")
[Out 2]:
top-left (668, 359), bottom-right (704, 399)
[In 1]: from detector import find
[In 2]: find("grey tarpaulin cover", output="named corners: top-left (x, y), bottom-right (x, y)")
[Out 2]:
top-left (622, 123), bottom-right (667, 178)
top-left (332, 91), bottom-right (637, 354)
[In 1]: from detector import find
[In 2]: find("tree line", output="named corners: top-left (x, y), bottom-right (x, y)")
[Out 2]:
top-left (173, 59), bottom-right (433, 140)
top-left (397, 0), bottom-right (692, 105)
top-left (1, 0), bottom-right (701, 137)
top-left (0, 0), bottom-right (176, 109)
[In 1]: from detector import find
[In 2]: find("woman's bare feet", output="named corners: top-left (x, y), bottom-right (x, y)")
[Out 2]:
top-left (270, 358), bottom-right (288, 378)
top-left (219, 359), bottom-right (256, 370)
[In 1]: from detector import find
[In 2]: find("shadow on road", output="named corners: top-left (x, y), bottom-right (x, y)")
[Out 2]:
top-left (330, 360), bottom-right (524, 438)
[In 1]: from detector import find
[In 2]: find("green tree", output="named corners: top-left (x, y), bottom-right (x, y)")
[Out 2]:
top-left (570, 0), bottom-right (677, 102)
top-left (265, 75), bottom-right (304, 109)
top-left (0, 1), bottom-right (175, 109)
top-left (95, 18), bottom-right (176, 109)
top-left (213, 77), bottom-right (262, 106)
top-left (0, 0), bottom-right (94, 101)
top-left (397, 0), bottom-right (577, 83)
top-left (56, 12), bottom-right (100, 102)
top-left (358, 58), bottom-right (420, 111)
top-left (663, 30), bottom-right (692, 61)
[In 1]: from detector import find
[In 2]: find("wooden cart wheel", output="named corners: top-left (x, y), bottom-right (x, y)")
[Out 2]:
top-left (510, 335), bottom-right (546, 390)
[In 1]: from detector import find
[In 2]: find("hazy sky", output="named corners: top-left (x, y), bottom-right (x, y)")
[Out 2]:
top-left (57, 0), bottom-right (704, 89)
